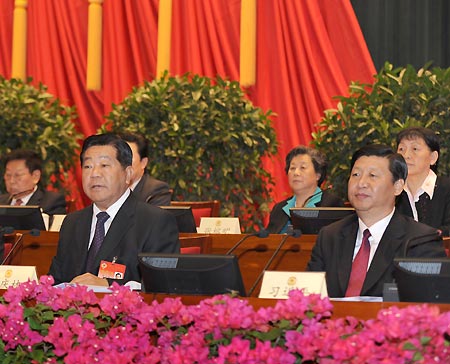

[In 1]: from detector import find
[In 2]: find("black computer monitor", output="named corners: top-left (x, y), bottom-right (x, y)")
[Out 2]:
top-left (138, 253), bottom-right (247, 296)
top-left (0, 205), bottom-right (46, 231)
top-left (159, 206), bottom-right (197, 233)
top-left (290, 207), bottom-right (356, 234)
top-left (394, 257), bottom-right (450, 303)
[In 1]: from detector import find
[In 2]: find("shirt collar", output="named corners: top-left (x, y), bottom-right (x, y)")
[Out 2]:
top-left (12, 185), bottom-right (38, 205)
top-left (358, 207), bottom-right (395, 244)
top-left (93, 188), bottom-right (131, 222)
top-left (282, 196), bottom-right (296, 216)
top-left (130, 176), bottom-right (142, 191)
top-left (404, 169), bottom-right (437, 201)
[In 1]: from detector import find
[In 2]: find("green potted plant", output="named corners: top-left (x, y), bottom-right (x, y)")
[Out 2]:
top-left (0, 77), bottom-right (82, 192)
top-left (312, 63), bottom-right (450, 198)
top-left (103, 73), bottom-right (278, 231)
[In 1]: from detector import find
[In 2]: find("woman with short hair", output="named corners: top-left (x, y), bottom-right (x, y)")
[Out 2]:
top-left (266, 146), bottom-right (344, 234)
top-left (396, 126), bottom-right (450, 236)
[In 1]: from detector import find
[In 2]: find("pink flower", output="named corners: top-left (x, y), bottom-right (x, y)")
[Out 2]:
top-left (0, 279), bottom-right (448, 363)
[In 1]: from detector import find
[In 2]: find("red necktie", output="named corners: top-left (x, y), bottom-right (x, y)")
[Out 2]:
top-left (14, 199), bottom-right (23, 206)
top-left (345, 229), bottom-right (371, 297)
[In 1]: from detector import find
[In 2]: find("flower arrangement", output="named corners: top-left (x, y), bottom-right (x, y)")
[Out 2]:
top-left (0, 276), bottom-right (449, 363)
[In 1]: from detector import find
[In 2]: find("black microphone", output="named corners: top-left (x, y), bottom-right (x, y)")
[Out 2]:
top-left (247, 229), bottom-right (302, 296)
top-left (402, 230), bottom-right (442, 257)
top-left (1, 228), bottom-right (41, 265)
top-left (302, 185), bottom-right (333, 207)
top-left (226, 228), bottom-right (269, 255)
top-left (236, 244), bottom-right (268, 260)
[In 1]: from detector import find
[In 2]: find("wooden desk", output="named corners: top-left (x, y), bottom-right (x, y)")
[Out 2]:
top-left (20, 231), bottom-right (316, 294)
top-left (19, 231), bottom-right (450, 298)
top-left (21, 231), bottom-right (59, 277)
top-left (146, 293), bottom-right (450, 321)
top-left (194, 233), bottom-right (316, 295)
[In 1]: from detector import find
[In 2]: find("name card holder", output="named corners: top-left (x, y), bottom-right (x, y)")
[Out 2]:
top-left (198, 217), bottom-right (241, 234)
top-left (50, 214), bottom-right (67, 232)
top-left (0, 266), bottom-right (38, 289)
top-left (258, 271), bottom-right (328, 299)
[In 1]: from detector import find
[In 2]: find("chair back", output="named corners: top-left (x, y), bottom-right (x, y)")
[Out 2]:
top-left (179, 235), bottom-right (212, 254)
top-left (171, 200), bottom-right (220, 227)
top-left (3, 232), bottom-right (24, 265)
top-left (443, 236), bottom-right (450, 257)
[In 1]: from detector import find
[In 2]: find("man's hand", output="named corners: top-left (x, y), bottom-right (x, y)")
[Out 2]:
top-left (70, 273), bottom-right (109, 287)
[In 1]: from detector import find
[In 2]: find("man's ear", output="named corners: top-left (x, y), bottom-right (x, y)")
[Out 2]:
top-left (31, 170), bottom-right (41, 184)
top-left (125, 166), bottom-right (133, 185)
top-left (140, 157), bottom-right (149, 169)
top-left (394, 179), bottom-right (405, 196)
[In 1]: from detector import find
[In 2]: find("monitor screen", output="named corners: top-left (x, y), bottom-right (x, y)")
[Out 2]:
top-left (159, 206), bottom-right (197, 233)
top-left (0, 205), bottom-right (46, 231)
top-left (290, 207), bottom-right (356, 234)
top-left (138, 253), bottom-right (247, 296)
top-left (394, 257), bottom-right (450, 303)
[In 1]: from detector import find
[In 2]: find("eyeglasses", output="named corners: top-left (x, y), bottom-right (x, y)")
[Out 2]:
top-left (4, 172), bottom-right (30, 181)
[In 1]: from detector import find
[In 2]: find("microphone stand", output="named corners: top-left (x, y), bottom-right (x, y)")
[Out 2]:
top-left (247, 229), bottom-right (302, 296)
top-left (226, 228), bottom-right (269, 255)
top-left (1, 229), bottom-right (41, 265)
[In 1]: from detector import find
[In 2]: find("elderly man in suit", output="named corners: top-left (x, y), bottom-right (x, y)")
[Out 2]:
top-left (0, 149), bottom-right (66, 215)
top-left (307, 144), bottom-right (446, 297)
top-left (48, 133), bottom-right (179, 286)
top-left (117, 132), bottom-right (172, 206)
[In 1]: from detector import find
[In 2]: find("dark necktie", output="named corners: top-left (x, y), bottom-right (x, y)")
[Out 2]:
top-left (345, 229), bottom-right (371, 297)
top-left (86, 211), bottom-right (110, 272)
top-left (14, 199), bottom-right (23, 206)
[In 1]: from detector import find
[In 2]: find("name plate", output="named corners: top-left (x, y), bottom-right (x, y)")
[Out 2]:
top-left (50, 214), bottom-right (67, 232)
top-left (0, 266), bottom-right (38, 289)
top-left (198, 217), bottom-right (241, 234)
top-left (259, 271), bottom-right (328, 299)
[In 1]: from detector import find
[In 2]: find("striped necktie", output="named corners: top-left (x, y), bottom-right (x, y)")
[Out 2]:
top-left (86, 212), bottom-right (110, 272)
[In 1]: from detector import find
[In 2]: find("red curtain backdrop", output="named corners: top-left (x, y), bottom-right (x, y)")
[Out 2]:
top-left (0, 0), bottom-right (375, 210)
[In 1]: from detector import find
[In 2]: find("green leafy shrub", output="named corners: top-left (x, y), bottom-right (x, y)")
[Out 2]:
top-left (0, 77), bottom-right (82, 191)
top-left (312, 63), bottom-right (450, 198)
top-left (104, 73), bottom-right (278, 231)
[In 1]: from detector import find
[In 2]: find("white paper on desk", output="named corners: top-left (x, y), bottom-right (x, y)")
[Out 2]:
top-left (259, 271), bottom-right (328, 299)
top-left (54, 282), bottom-right (112, 293)
top-left (41, 212), bottom-right (50, 230)
top-left (331, 296), bottom-right (383, 302)
top-left (198, 217), bottom-right (241, 234)
top-left (54, 281), bottom-right (141, 292)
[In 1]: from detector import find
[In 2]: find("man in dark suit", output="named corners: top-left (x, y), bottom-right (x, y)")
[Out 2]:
top-left (307, 144), bottom-right (446, 297)
top-left (48, 133), bottom-right (179, 286)
top-left (0, 150), bottom-right (66, 215)
top-left (118, 132), bottom-right (172, 206)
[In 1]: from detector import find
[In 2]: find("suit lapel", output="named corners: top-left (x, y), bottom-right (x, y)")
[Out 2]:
top-left (336, 217), bottom-right (359, 295)
top-left (92, 195), bottom-right (136, 268)
top-left (133, 174), bottom-right (146, 197)
top-left (74, 207), bottom-right (95, 275)
top-left (28, 189), bottom-right (43, 206)
top-left (362, 212), bottom-right (405, 294)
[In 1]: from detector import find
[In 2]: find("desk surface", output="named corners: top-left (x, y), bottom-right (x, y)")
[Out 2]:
top-left (20, 231), bottom-right (316, 293)
top-left (19, 231), bottom-right (450, 300)
top-left (146, 293), bottom-right (450, 320)
top-left (12, 231), bottom-right (450, 317)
